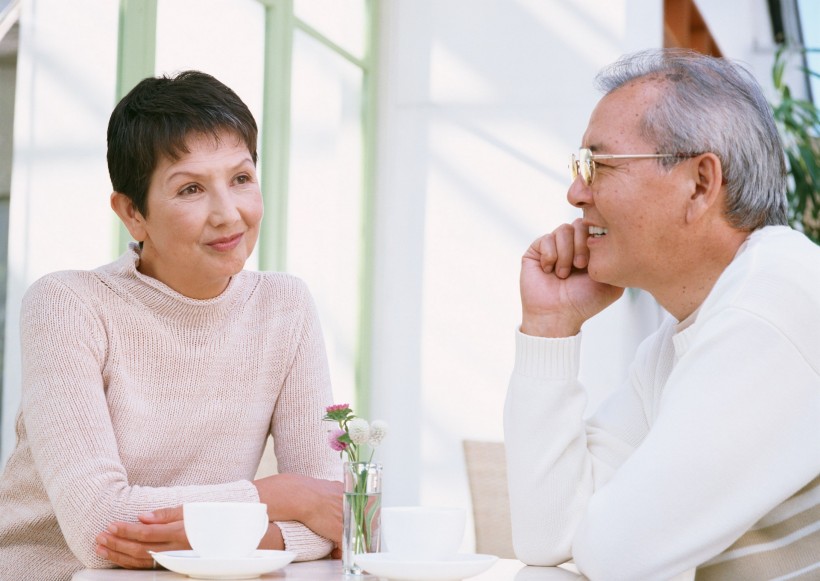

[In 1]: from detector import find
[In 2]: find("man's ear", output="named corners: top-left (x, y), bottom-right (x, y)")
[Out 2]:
top-left (685, 152), bottom-right (724, 224)
top-left (110, 192), bottom-right (147, 241)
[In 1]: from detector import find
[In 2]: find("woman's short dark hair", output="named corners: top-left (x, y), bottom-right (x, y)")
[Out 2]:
top-left (107, 70), bottom-right (258, 217)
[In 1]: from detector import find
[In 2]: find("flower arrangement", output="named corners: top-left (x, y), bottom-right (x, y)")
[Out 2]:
top-left (324, 403), bottom-right (388, 463)
top-left (323, 404), bottom-right (387, 572)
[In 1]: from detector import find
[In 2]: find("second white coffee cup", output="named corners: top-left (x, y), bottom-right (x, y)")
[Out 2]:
top-left (381, 506), bottom-right (466, 561)
top-left (183, 501), bottom-right (268, 559)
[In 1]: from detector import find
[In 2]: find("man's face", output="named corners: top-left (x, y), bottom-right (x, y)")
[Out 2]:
top-left (568, 80), bottom-right (696, 291)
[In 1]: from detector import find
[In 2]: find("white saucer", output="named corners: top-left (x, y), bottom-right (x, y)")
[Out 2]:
top-left (149, 549), bottom-right (295, 579)
top-left (353, 553), bottom-right (498, 580)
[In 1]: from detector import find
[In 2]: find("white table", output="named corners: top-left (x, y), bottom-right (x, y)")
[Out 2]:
top-left (72, 558), bottom-right (584, 580)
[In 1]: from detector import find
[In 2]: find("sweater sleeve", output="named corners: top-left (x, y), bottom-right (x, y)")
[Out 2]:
top-left (505, 307), bottom-right (820, 579)
top-left (271, 281), bottom-right (341, 560)
top-left (503, 328), bottom-right (652, 566)
top-left (571, 307), bottom-right (820, 580)
top-left (20, 277), bottom-right (260, 568)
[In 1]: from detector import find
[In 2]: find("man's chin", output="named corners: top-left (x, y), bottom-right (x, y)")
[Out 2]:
top-left (587, 263), bottom-right (610, 284)
top-left (587, 263), bottom-right (625, 288)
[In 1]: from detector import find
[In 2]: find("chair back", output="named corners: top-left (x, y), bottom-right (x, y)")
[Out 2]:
top-left (462, 439), bottom-right (515, 558)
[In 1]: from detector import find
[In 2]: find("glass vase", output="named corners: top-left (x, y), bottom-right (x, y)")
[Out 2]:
top-left (342, 461), bottom-right (382, 574)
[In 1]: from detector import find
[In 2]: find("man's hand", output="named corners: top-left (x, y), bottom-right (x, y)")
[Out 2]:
top-left (95, 506), bottom-right (189, 569)
top-left (255, 474), bottom-right (343, 546)
top-left (521, 218), bottom-right (624, 337)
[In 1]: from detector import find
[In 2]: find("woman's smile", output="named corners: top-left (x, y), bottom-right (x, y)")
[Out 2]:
top-left (206, 232), bottom-right (245, 252)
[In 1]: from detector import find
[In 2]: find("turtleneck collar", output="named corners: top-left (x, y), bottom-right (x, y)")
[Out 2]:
top-left (100, 243), bottom-right (254, 323)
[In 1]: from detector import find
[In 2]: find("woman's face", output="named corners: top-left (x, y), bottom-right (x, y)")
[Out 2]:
top-left (135, 130), bottom-right (263, 299)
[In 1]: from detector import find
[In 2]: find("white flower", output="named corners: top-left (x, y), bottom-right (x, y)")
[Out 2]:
top-left (347, 418), bottom-right (371, 445)
top-left (368, 420), bottom-right (388, 448)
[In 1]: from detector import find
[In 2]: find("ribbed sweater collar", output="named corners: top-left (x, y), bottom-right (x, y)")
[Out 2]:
top-left (99, 243), bottom-right (252, 322)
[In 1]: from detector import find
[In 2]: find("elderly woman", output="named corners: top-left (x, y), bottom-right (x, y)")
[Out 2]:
top-left (0, 71), bottom-right (342, 580)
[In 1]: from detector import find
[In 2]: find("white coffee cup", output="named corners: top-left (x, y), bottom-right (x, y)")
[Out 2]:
top-left (381, 506), bottom-right (466, 561)
top-left (183, 502), bottom-right (268, 559)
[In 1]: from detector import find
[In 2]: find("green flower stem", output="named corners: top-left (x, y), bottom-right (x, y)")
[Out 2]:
top-left (344, 462), bottom-right (381, 570)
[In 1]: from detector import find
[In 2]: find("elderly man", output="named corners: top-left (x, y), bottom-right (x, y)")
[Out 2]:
top-left (504, 49), bottom-right (820, 580)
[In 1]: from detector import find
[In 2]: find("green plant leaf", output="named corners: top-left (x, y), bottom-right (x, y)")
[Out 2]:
top-left (770, 45), bottom-right (820, 244)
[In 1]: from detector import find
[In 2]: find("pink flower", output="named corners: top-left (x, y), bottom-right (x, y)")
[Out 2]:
top-left (322, 403), bottom-right (388, 463)
top-left (328, 429), bottom-right (348, 452)
top-left (324, 403), bottom-right (354, 423)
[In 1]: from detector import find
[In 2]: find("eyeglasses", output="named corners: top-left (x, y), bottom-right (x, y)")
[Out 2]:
top-left (570, 148), bottom-right (696, 186)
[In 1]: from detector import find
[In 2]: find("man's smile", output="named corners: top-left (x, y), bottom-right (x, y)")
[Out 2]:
top-left (589, 226), bottom-right (608, 238)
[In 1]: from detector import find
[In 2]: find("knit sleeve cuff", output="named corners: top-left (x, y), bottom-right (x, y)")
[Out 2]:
top-left (276, 521), bottom-right (333, 561)
top-left (152, 480), bottom-right (260, 512)
top-left (514, 327), bottom-right (581, 379)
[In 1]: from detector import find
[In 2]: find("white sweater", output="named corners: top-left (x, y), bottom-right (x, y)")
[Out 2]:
top-left (0, 245), bottom-right (341, 580)
top-left (504, 226), bottom-right (820, 580)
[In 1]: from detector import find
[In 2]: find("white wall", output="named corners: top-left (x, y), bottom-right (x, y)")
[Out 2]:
top-left (1, 0), bottom-right (119, 462)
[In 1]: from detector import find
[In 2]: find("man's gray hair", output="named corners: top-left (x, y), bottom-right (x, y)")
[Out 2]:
top-left (595, 49), bottom-right (788, 230)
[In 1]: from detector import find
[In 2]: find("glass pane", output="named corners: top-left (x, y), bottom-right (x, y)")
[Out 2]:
top-left (294, 0), bottom-right (366, 61)
top-left (798, 0), bottom-right (820, 104)
top-left (288, 30), bottom-right (364, 407)
top-left (154, 0), bottom-right (266, 268)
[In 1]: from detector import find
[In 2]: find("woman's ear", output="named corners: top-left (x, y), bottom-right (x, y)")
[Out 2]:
top-left (685, 152), bottom-right (724, 224)
top-left (110, 192), bottom-right (147, 241)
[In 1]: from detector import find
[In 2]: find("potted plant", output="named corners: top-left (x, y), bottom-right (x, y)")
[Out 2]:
top-left (770, 46), bottom-right (820, 244)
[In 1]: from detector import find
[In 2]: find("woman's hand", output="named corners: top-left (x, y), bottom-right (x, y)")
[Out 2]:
top-left (254, 474), bottom-right (344, 545)
top-left (95, 506), bottom-right (189, 569)
top-left (295, 477), bottom-right (344, 544)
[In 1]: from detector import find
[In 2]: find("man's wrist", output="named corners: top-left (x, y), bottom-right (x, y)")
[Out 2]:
top-left (521, 314), bottom-right (582, 338)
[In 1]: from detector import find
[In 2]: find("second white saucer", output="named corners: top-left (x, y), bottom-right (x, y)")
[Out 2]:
top-left (353, 552), bottom-right (498, 580)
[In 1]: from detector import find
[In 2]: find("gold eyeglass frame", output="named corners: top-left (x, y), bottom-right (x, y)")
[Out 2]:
top-left (570, 148), bottom-right (696, 185)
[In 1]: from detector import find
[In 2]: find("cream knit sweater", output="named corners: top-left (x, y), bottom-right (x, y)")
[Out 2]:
top-left (0, 245), bottom-right (341, 580)
top-left (505, 226), bottom-right (820, 579)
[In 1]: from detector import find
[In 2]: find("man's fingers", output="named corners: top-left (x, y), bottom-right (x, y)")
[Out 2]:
top-left (552, 224), bottom-right (576, 278)
top-left (523, 233), bottom-right (555, 274)
top-left (572, 218), bottom-right (590, 269)
top-left (523, 223), bottom-right (584, 279)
